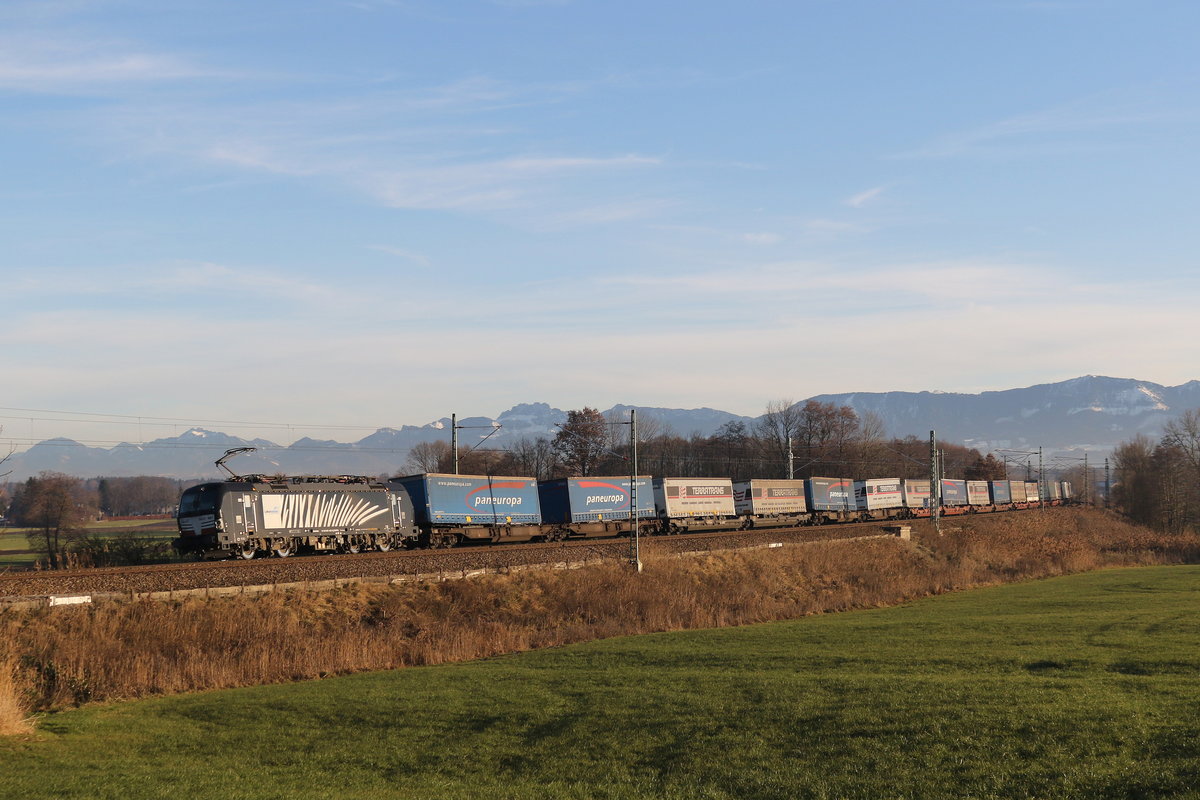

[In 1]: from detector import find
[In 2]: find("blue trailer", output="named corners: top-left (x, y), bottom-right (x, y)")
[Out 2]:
top-left (805, 477), bottom-right (856, 520)
top-left (391, 473), bottom-right (542, 546)
top-left (989, 480), bottom-right (1012, 504)
top-left (940, 479), bottom-right (968, 507)
top-left (538, 476), bottom-right (655, 524)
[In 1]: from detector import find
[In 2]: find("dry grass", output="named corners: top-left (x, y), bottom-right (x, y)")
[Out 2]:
top-left (0, 655), bottom-right (33, 736)
top-left (1, 508), bottom-right (1197, 725)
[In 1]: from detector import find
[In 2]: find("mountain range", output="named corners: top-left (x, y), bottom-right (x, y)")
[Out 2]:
top-left (3, 376), bottom-right (1195, 481)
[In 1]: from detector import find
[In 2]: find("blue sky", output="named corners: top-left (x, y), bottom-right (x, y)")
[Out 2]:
top-left (3, 0), bottom-right (1198, 448)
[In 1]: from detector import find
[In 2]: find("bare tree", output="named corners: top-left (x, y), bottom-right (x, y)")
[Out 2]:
top-left (14, 472), bottom-right (94, 569)
top-left (0, 426), bottom-right (13, 480)
top-left (1162, 408), bottom-right (1200, 481)
top-left (508, 436), bottom-right (558, 480)
top-left (404, 440), bottom-right (452, 474)
top-left (754, 398), bottom-right (802, 478)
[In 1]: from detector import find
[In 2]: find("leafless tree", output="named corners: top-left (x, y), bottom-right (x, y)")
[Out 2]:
top-left (754, 398), bottom-right (802, 478)
top-left (507, 437), bottom-right (558, 481)
top-left (1162, 408), bottom-right (1200, 480)
top-left (0, 426), bottom-right (13, 480)
top-left (14, 472), bottom-right (95, 569)
top-left (404, 440), bottom-right (452, 474)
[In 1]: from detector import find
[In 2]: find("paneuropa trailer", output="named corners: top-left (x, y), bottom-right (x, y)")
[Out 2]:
top-left (805, 477), bottom-right (855, 515)
top-left (940, 479), bottom-right (968, 507)
top-left (393, 473), bottom-right (542, 527)
top-left (537, 476), bottom-right (655, 523)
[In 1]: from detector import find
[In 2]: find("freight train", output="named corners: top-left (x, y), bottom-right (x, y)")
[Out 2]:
top-left (174, 471), bottom-right (1073, 559)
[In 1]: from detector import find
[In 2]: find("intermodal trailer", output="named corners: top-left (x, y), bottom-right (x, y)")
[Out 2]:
top-left (940, 479), bottom-right (968, 507)
top-left (392, 473), bottom-right (542, 546)
top-left (989, 480), bottom-right (1012, 504)
top-left (966, 480), bottom-right (991, 506)
top-left (1060, 481), bottom-right (1074, 501)
top-left (902, 479), bottom-right (931, 512)
top-left (1006, 480), bottom-right (1028, 503)
top-left (1024, 481), bottom-right (1040, 504)
top-left (537, 476), bottom-right (655, 524)
top-left (853, 478), bottom-right (904, 516)
top-left (805, 477), bottom-right (855, 522)
top-left (733, 479), bottom-right (809, 528)
top-left (654, 478), bottom-right (736, 518)
top-left (654, 477), bottom-right (737, 533)
top-left (733, 479), bottom-right (808, 516)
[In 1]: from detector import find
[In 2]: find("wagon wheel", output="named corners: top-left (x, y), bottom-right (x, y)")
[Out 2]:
top-left (376, 535), bottom-right (393, 552)
top-left (272, 539), bottom-right (293, 558)
top-left (345, 540), bottom-right (362, 554)
top-left (237, 545), bottom-right (257, 560)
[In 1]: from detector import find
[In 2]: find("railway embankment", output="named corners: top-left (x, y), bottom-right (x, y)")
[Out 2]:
top-left (1, 508), bottom-right (1196, 725)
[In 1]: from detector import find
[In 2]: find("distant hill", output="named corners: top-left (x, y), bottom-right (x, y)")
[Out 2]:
top-left (811, 375), bottom-right (1200, 453)
top-left (2, 376), bottom-right (1194, 480)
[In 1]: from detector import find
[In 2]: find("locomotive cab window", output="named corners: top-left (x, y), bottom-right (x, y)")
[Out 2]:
top-left (178, 485), bottom-right (221, 515)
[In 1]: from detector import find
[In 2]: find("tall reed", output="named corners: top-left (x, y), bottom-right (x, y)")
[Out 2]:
top-left (0, 655), bottom-right (33, 736)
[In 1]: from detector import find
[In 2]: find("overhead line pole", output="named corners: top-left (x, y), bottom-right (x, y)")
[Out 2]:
top-left (1039, 446), bottom-right (1044, 511)
top-left (630, 409), bottom-right (641, 573)
top-left (930, 430), bottom-right (941, 535)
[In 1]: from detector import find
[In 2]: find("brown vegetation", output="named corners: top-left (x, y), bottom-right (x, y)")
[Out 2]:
top-left (0, 656), bottom-right (33, 736)
top-left (1, 509), bottom-right (1197, 725)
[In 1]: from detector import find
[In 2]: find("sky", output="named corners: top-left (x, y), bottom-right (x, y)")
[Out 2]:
top-left (2, 0), bottom-right (1199, 450)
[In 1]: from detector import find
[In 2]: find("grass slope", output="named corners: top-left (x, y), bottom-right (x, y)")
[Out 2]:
top-left (4, 565), bottom-right (1200, 799)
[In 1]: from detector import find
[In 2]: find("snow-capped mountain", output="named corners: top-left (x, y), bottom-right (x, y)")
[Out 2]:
top-left (2, 377), bottom-right (1194, 480)
top-left (810, 376), bottom-right (1200, 452)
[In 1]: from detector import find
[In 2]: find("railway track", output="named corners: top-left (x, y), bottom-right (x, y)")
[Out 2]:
top-left (0, 519), bottom-right (916, 600)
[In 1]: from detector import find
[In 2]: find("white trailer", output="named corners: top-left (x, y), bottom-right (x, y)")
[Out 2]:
top-left (902, 479), bottom-right (931, 509)
top-left (654, 478), bottom-right (736, 519)
top-left (854, 478), bottom-right (904, 511)
top-left (733, 479), bottom-right (807, 516)
top-left (966, 480), bottom-right (991, 506)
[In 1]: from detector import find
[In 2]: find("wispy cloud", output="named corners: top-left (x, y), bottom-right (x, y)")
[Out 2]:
top-left (368, 245), bottom-right (432, 267)
top-left (895, 92), bottom-right (1180, 160)
top-left (845, 186), bottom-right (886, 208)
top-left (742, 232), bottom-right (782, 245)
top-left (0, 35), bottom-right (220, 92)
top-left (5, 262), bottom-right (359, 307)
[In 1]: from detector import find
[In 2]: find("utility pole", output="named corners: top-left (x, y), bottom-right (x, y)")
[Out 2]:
top-left (1083, 453), bottom-right (1089, 506)
top-left (451, 412), bottom-right (459, 474)
top-left (787, 437), bottom-right (794, 480)
top-left (630, 409), bottom-right (641, 573)
top-left (1104, 457), bottom-right (1110, 508)
top-left (1038, 446), bottom-right (1044, 510)
top-left (930, 430), bottom-right (941, 534)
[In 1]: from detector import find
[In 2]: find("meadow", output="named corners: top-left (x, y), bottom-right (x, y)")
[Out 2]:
top-left (0, 518), bottom-right (177, 571)
top-left (2, 564), bottom-right (1200, 798)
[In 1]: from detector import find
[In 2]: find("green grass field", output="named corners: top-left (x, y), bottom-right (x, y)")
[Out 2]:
top-left (4, 565), bottom-right (1200, 799)
top-left (0, 520), bottom-right (177, 570)
top-left (0, 528), bottom-right (35, 570)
